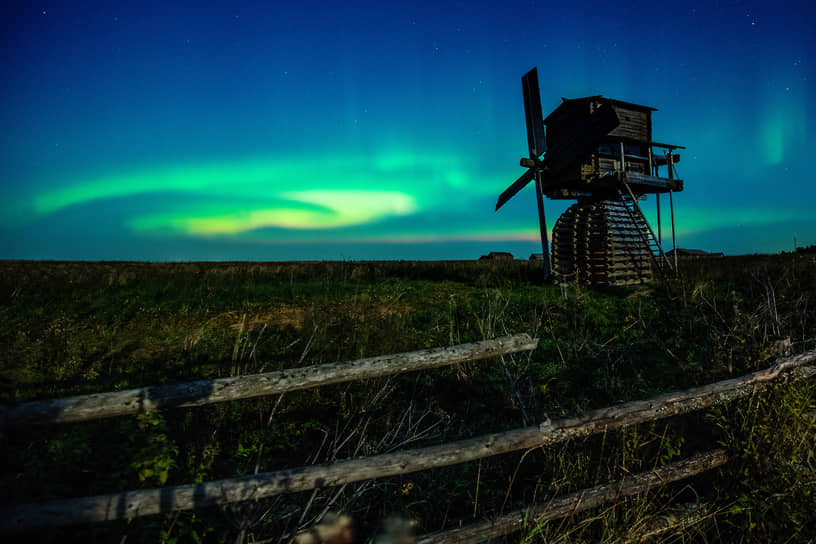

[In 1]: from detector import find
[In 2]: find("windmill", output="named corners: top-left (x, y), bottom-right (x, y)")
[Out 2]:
top-left (495, 67), bottom-right (685, 286)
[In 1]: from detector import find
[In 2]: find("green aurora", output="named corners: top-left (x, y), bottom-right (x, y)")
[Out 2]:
top-left (17, 153), bottom-right (809, 248)
top-left (2, 2), bottom-right (814, 259)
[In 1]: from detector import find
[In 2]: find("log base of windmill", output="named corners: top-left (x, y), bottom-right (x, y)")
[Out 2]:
top-left (552, 200), bottom-right (654, 286)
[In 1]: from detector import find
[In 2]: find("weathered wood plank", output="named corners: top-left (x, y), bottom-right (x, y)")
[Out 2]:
top-left (416, 450), bottom-right (727, 544)
top-left (0, 334), bottom-right (538, 426)
top-left (624, 172), bottom-right (682, 191)
top-left (1, 352), bottom-right (812, 531)
top-left (621, 501), bottom-right (712, 543)
top-left (652, 153), bottom-right (681, 166)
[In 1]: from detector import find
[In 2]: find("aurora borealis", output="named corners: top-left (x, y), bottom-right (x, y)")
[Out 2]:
top-left (2, 1), bottom-right (814, 260)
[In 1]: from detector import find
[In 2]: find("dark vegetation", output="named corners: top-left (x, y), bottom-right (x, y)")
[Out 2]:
top-left (0, 255), bottom-right (814, 542)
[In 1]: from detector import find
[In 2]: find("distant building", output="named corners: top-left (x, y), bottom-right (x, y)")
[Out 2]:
top-left (479, 251), bottom-right (514, 261)
top-left (666, 248), bottom-right (724, 258)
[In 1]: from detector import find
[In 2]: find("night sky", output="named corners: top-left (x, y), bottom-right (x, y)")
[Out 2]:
top-left (2, 0), bottom-right (814, 260)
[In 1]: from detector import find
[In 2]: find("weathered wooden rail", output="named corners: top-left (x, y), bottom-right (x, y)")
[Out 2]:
top-left (1, 340), bottom-right (814, 537)
top-left (416, 450), bottom-right (728, 544)
top-left (0, 334), bottom-right (537, 426)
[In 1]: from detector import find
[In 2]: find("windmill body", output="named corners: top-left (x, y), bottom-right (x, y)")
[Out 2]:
top-left (496, 68), bottom-right (685, 286)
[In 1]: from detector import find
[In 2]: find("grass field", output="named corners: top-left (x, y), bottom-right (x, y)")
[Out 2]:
top-left (1, 254), bottom-right (814, 542)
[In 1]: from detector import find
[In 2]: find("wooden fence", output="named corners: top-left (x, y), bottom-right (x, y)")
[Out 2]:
top-left (0, 334), bottom-right (538, 426)
top-left (1, 335), bottom-right (814, 541)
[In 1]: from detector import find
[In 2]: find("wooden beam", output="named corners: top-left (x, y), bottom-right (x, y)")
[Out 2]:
top-left (652, 153), bottom-right (681, 166)
top-left (0, 334), bottom-right (538, 427)
top-left (534, 173), bottom-right (552, 278)
top-left (611, 136), bottom-right (685, 150)
top-left (623, 172), bottom-right (682, 192)
top-left (1, 351), bottom-right (812, 531)
top-left (621, 501), bottom-right (713, 543)
top-left (416, 450), bottom-right (727, 544)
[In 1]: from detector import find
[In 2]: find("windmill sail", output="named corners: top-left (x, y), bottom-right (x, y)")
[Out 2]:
top-left (522, 67), bottom-right (547, 158)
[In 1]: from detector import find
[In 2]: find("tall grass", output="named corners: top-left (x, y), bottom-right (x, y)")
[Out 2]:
top-left (0, 255), bottom-right (813, 542)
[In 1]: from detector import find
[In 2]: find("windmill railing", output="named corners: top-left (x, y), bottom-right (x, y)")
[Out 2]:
top-left (2, 342), bottom-right (814, 536)
top-left (609, 136), bottom-right (685, 151)
top-left (600, 139), bottom-right (683, 181)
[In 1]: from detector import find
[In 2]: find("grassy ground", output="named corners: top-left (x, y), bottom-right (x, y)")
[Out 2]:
top-left (0, 255), bottom-right (814, 542)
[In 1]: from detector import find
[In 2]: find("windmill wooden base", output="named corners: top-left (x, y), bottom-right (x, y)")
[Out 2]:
top-left (552, 200), bottom-right (654, 286)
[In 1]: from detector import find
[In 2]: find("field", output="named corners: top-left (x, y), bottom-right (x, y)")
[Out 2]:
top-left (1, 254), bottom-right (815, 542)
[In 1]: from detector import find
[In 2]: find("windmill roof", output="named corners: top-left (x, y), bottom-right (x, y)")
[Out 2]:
top-left (544, 96), bottom-right (657, 124)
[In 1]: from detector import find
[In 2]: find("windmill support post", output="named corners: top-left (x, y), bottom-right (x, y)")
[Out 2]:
top-left (652, 149), bottom-right (661, 244)
top-left (670, 190), bottom-right (677, 270)
top-left (534, 174), bottom-right (551, 277)
top-left (657, 193), bottom-right (662, 244)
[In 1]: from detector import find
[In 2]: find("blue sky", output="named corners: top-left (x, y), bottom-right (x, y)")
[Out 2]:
top-left (1, 0), bottom-right (814, 260)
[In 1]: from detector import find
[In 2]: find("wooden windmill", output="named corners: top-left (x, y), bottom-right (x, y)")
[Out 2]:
top-left (496, 67), bottom-right (685, 285)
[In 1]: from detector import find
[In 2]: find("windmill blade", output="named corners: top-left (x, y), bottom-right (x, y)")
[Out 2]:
top-left (495, 168), bottom-right (535, 211)
top-left (495, 67), bottom-right (547, 212)
top-left (544, 101), bottom-right (620, 173)
top-left (522, 68), bottom-right (547, 158)
top-left (521, 67), bottom-right (552, 276)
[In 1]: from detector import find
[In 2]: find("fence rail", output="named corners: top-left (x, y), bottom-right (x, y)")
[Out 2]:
top-left (416, 449), bottom-right (728, 544)
top-left (2, 347), bottom-right (813, 532)
top-left (0, 334), bottom-right (537, 426)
